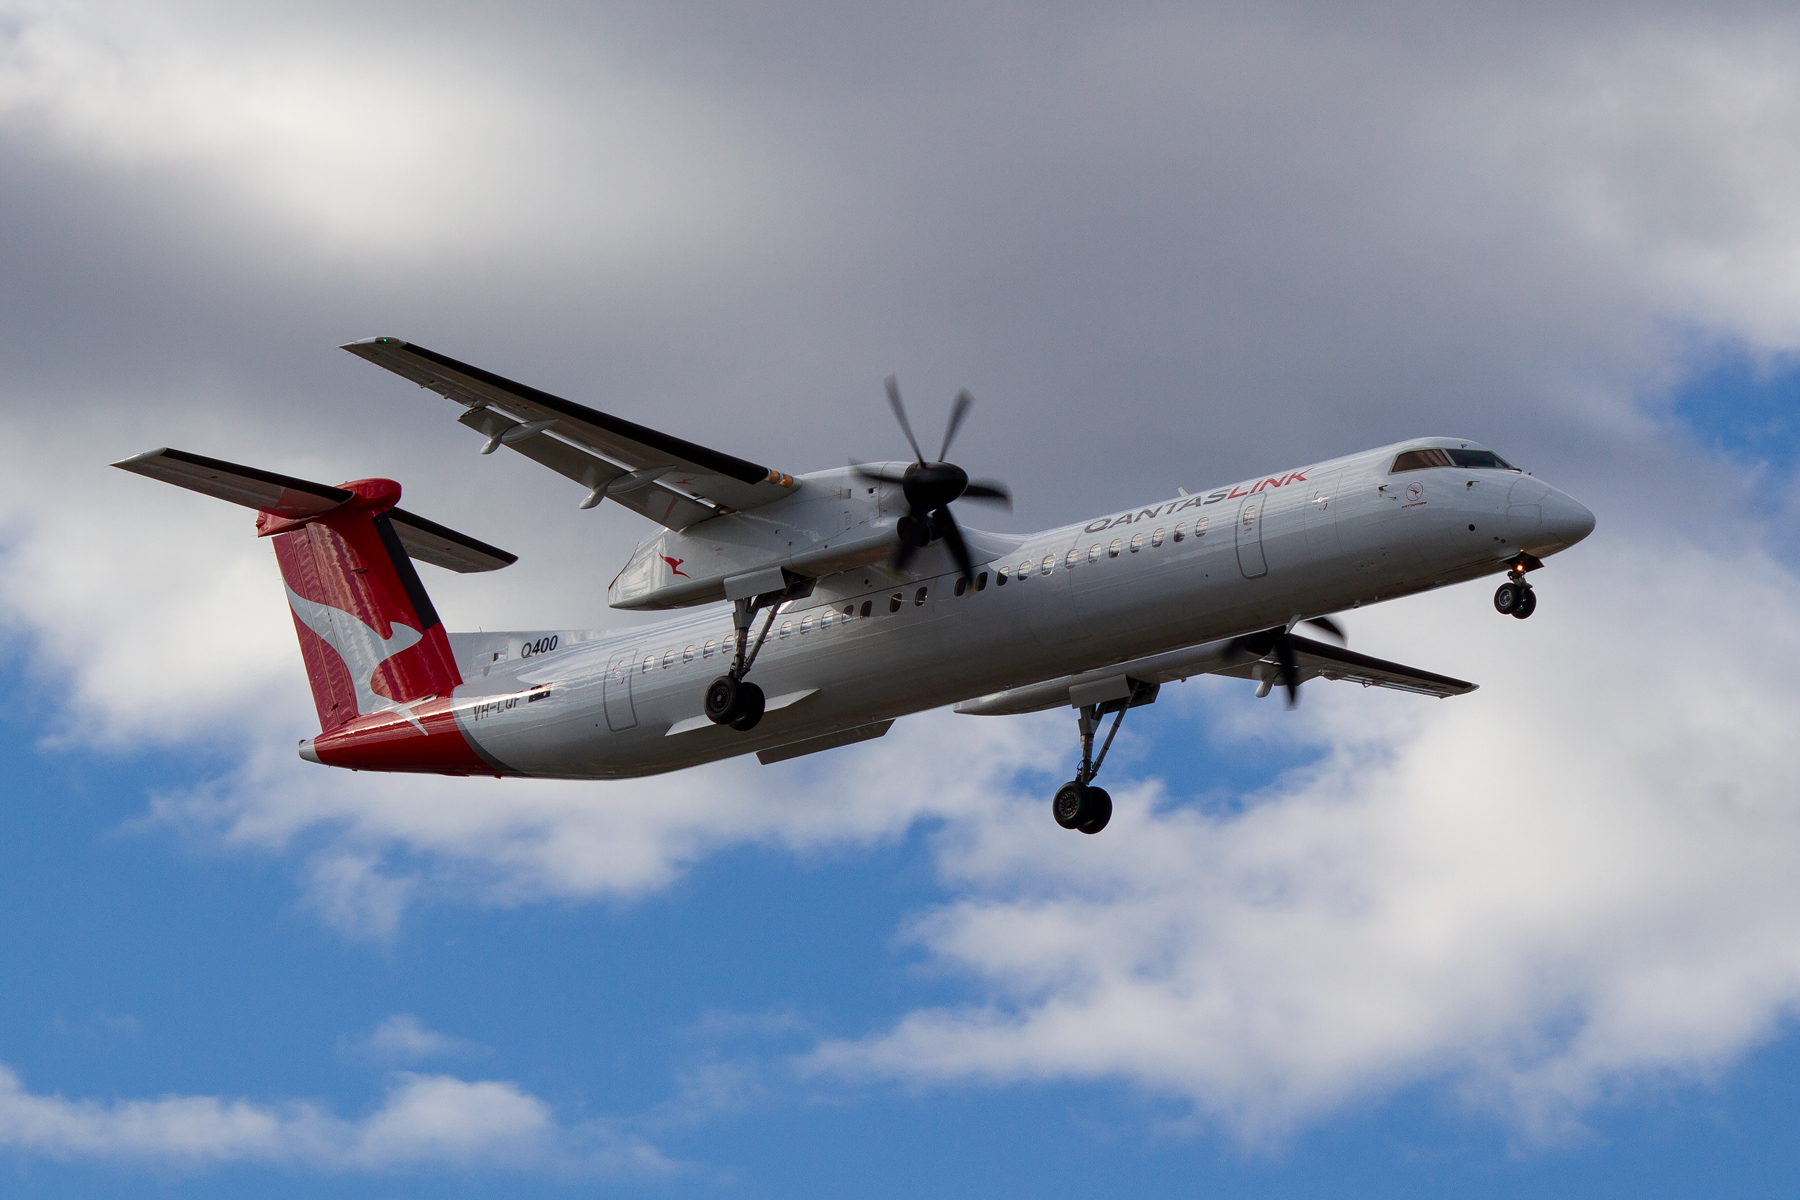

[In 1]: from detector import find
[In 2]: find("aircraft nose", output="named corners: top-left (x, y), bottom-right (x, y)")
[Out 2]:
top-left (1541, 489), bottom-right (1596, 550)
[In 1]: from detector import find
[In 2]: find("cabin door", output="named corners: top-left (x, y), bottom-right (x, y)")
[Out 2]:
top-left (603, 647), bottom-right (638, 731)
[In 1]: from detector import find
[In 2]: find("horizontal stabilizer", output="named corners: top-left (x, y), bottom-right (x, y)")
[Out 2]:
top-left (112, 447), bottom-right (516, 573)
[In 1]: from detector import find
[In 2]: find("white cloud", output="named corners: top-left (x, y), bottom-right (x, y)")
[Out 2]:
top-left (347, 1014), bottom-right (485, 1063)
top-left (7, 0), bottom-right (1800, 1153)
top-left (0, 1064), bottom-right (669, 1174)
top-left (0, 2), bottom-right (777, 255)
top-left (808, 533), bottom-right (1800, 1142)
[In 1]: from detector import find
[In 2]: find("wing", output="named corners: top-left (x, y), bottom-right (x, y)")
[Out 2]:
top-left (1209, 633), bottom-right (1477, 698)
top-left (954, 632), bottom-right (1474, 715)
top-left (342, 337), bottom-right (798, 529)
top-left (112, 447), bottom-right (517, 573)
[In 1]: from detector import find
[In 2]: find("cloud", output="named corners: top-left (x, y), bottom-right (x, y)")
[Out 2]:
top-left (808, 532), bottom-right (1800, 1142)
top-left (0, 1064), bottom-right (670, 1174)
top-left (344, 1015), bottom-right (486, 1064)
top-left (7, 0), bottom-right (1800, 1153)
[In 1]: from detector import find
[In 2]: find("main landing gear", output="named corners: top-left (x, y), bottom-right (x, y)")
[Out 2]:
top-left (1493, 553), bottom-right (1544, 620)
top-left (705, 582), bottom-right (806, 732)
top-left (1052, 680), bottom-right (1158, 835)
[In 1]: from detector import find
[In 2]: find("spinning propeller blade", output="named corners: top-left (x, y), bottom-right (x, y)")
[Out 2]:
top-left (866, 375), bottom-right (1013, 585)
top-left (884, 375), bottom-right (925, 464)
top-left (1229, 617), bottom-right (1350, 708)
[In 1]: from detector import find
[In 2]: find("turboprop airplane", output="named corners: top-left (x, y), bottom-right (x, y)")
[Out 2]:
top-left (114, 337), bottom-right (1595, 834)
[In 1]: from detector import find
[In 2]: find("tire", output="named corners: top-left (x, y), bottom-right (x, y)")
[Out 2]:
top-left (705, 676), bottom-right (740, 725)
top-left (1052, 781), bottom-right (1090, 829)
top-left (1078, 787), bottom-right (1112, 835)
top-left (1511, 587), bottom-right (1537, 620)
top-left (1493, 582), bottom-right (1521, 614)
top-left (728, 682), bottom-right (766, 731)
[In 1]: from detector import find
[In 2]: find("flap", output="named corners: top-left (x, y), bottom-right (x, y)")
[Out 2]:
top-left (344, 337), bottom-right (800, 527)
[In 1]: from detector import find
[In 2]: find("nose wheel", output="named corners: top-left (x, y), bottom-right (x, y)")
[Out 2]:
top-left (1494, 581), bottom-right (1536, 618)
top-left (1493, 556), bottom-right (1541, 620)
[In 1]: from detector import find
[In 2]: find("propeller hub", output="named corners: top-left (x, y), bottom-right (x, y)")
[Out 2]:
top-left (901, 461), bottom-right (968, 512)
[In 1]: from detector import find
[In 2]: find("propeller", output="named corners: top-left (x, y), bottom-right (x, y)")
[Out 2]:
top-left (855, 374), bottom-right (1011, 583)
top-left (1230, 616), bottom-right (1347, 708)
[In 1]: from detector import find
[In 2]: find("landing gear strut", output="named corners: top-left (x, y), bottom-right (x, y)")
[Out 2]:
top-left (1052, 680), bottom-right (1157, 835)
top-left (1493, 554), bottom-right (1542, 620)
top-left (705, 581), bottom-right (807, 732)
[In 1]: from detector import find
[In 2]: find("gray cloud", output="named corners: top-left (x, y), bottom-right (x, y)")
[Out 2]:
top-left (6, 0), bottom-right (1800, 1146)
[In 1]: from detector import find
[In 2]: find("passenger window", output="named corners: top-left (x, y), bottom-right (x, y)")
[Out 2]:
top-left (1151, 527), bottom-right (1165, 547)
top-left (1040, 554), bottom-right (1056, 574)
top-left (1173, 521), bottom-right (1186, 542)
top-left (1130, 532), bottom-right (1144, 552)
top-left (682, 645), bottom-right (695, 663)
top-left (800, 616), bottom-right (812, 634)
top-left (843, 605), bottom-right (854, 617)
top-left (1019, 559), bottom-right (1033, 578)
top-left (861, 600), bottom-right (873, 617)
top-left (1108, 538), bottom-right (1122, 557)
top-left (703, 639), bottom-right (716, 658)
top-left (915, 587), bottom-right (928, 605)
top-left (1064, 548), bottom-right (1079, 569)
top-left (1390, 448), bottom-right (1454, 472)
top-left (642, 655), bottom-right (654, 674)
top-left (976, 571), bottom-right (988, 591)
top-left (996, 567), bottom-right (1008, 586)
top-left (1195, 515), bottom-right (1209, 535)
top-left (954, 577), bottom-right (968, 597)
top-left (889, 593), bottom-right (902, 613)
top-left (820, 612), bottom-right (833, 630)
top-left (778, 620), bottom-right (792, 638)
top-left (1088, 543), bottom-right (1102, 563)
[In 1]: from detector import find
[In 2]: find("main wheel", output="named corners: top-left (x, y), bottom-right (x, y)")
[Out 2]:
top-left (705, 676), bottom-right (742, 725)
top-left (1494, 582), bottom-right (1522, 614)
top-left (1052, 781), bottom-right (1091, 829)
top-left (1078, 786), bottom-right (1112, 835)
top-left (728, 681), bottom-right (766, 731)
top-left (1511, 586), bottom-right (1538, 620)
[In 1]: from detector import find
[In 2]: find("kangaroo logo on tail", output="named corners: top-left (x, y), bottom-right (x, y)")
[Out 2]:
top-left (284, 584), bottom-right (426, 721)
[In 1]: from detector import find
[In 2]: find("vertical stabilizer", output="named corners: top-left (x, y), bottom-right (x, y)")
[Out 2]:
top-left (259, 481), bottom-right (463, 731)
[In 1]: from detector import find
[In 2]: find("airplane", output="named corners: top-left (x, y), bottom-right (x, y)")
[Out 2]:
top-left (114, 337), bottom-right (1595, 835)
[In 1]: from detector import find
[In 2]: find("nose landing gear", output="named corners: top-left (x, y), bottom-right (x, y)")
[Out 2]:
top-left (1051, 679), bottom-right (1158, 834)
top-left (1493, 554), bottom-right (1542, 619)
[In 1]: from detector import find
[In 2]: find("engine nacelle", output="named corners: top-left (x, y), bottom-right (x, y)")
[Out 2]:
top-left (607, 465), bottom-right (905, 609)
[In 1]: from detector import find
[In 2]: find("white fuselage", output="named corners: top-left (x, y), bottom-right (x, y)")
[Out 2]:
top-left (431, 438), bottom-right (1594, 778)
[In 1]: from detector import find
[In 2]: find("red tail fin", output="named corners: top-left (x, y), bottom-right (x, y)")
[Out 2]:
top-left (259, 479), bottom-right (462, 731)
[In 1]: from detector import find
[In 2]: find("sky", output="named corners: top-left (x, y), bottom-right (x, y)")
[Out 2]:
top-left (5, 1), bottom-right (1800, 1194)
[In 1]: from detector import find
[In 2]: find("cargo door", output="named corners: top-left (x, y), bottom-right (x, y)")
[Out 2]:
top-left (1236, 493), bottom-right (1268, 578)
top-left (603, 647), bottom-right (638, 731)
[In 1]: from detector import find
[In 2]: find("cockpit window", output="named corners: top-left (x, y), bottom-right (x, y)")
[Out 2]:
top-left (1392, 447), bottom-right (1518, 472)
top-left (1390, 448), bottom-right (1453, 472)
top-left (1445, 448), bottom-right (1517, 470)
